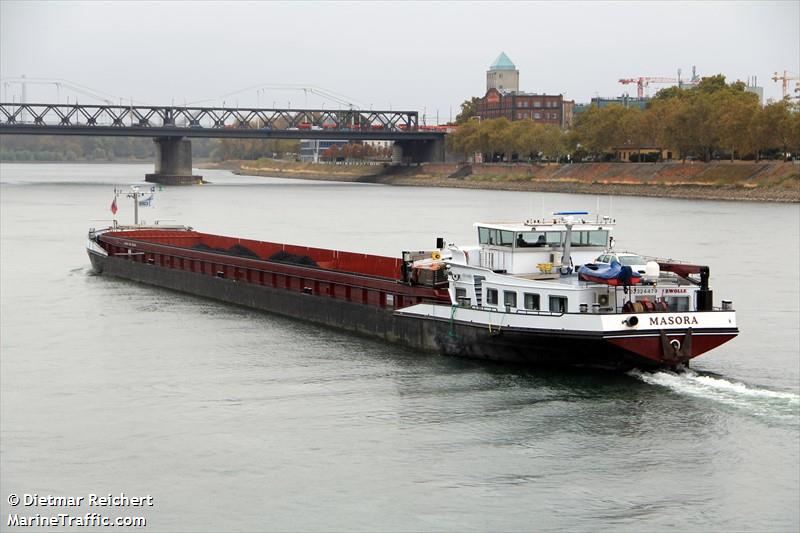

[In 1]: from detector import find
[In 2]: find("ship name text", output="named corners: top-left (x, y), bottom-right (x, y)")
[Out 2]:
top-left (649, 316), bottom-right (699, 326)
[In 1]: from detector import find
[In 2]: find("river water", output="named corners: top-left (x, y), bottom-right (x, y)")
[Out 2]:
top-left (1, 163), bottom-right (798, 532)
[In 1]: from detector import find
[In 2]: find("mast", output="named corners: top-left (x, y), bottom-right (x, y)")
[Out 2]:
top-left (114, 186), bottom-right (152, 225)
top-left (553, 211), bottom-right (588, 275)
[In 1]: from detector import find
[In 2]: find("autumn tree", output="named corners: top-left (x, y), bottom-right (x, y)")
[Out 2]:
top-left (455, 97), bottom-right (481, 124)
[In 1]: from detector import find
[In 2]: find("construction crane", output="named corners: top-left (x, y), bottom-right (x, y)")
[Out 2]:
top-left (618, 77), bottom-right (678, 98)
top-left (771, 70), bottom-right (799, 99)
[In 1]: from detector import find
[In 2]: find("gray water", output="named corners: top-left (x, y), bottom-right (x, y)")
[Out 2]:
top-left (1, 163), bottom-right (798, 532)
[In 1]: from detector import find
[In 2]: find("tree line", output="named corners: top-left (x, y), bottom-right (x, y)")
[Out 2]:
top-left (449, 75), bottom-right (800, 162)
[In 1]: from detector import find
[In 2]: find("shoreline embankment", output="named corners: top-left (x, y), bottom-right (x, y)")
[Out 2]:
top-left (206, 159), bottom-right (800, 202)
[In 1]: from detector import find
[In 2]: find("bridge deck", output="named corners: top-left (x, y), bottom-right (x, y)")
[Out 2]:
top-left (0, 103), bottom-right (447, 140)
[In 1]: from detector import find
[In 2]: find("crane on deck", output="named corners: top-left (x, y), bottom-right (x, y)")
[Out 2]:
top-left (618, 76), bottom-right (678, 98)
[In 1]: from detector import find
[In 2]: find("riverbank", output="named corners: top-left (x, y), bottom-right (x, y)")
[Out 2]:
top-left (201, 160), bottom-right (800, 202)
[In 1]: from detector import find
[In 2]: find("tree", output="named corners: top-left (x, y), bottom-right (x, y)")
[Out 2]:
top-left (754, 99), bottom-right (794, 159)
top-left (539, 125), bottom-right (565, 161)
top-left (446, 119), bottom-right (482, 156)
top-left (714, 90), bottom-right (759, 160)
top-left (323, 144), bottom-right (340, 162)
top-left (455, 97), bottom-right (481, 124)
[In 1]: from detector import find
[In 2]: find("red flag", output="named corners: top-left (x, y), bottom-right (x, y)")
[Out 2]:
top-left (110, 197), bottom-right (118, 215)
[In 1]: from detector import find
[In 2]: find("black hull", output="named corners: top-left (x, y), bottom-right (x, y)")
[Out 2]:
top-left (89, 251), bottom-right (678, 369)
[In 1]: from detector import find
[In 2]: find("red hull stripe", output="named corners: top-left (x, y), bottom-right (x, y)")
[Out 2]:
top-left (607, 333), bottom-right (737, 363)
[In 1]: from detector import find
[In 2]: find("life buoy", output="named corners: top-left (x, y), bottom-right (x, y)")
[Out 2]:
top-left (431, 251), bottom-right (442, 260)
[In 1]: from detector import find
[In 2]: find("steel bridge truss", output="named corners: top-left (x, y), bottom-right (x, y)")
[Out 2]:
top-left (0, 103), bottom-right (419, 132)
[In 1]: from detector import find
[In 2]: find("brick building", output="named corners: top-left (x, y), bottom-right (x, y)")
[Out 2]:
top-left (475, 53), bottom-right (574, 129)
top-left (478, 88), bottom-right (574, 128)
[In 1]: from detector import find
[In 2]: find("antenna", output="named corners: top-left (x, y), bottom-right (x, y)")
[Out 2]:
top-left (114, 185), bottom-right (156, 225)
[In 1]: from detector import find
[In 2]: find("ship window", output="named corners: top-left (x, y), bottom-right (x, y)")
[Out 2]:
top-left (665, 296), bottom-right (690, 312)
top-left (569, 230), bottom-right (607, 247)
top-left (481, 228), bottom-right (514, 247)
top-left (516, 231), bottom-right (547, 247)
top-left (486, 288), bottom-right (498, 306)
top-left (504, 291), bottom-right (517, 308)
top-left (549, 296), bottom-right (568, 313)
top-left (524, 293), bottom-right (540, 310)
top-left (478, 227), bottom-right (490, 244)
top-left (455, 287), bottom-right (469, 306)
top-left (570, 231), bottom-right (588, 247)
top-left (588, 230), bottom-right (609, 247)
top-left (546, 231), bottom-right (563, 246)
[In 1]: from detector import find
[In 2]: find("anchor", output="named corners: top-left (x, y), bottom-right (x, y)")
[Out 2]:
top-left (660, 327), bottom-right (693, 364)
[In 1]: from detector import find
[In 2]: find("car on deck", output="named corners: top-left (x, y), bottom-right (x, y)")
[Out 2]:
top-left (594, 252), bottom-right (648, 276)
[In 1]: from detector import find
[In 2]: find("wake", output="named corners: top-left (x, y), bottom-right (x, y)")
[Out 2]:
top-left (629, 368), bottom-right (799, 419)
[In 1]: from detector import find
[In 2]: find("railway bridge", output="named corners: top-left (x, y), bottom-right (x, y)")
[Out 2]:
top-left (0, 102), bottom-right (446, 184)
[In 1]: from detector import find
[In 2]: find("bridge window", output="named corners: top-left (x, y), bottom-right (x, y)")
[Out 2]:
top-left (516, 231), bottom-right (546, 247)
top-left (546, 231), bottom-right (563, 246)
top-left (524, 293), bottom-right (540, 310)
top-left (486, 288), bottom-right (498, 306)
top-left (570, 230), bottom-right (609, 247)
top-left (498, 230), bottom-right (514, 246)
top-left (478, 227), bottom-right (514, 247)
top-left (504, 291), bottom-right (517, 308)
top-left (549, 296), bottom-right (568, 313)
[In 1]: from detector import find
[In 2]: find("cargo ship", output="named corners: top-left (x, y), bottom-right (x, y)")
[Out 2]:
top-left (87, 201), bottom-right (737, 369)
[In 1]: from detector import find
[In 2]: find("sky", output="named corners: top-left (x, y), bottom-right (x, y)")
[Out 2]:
top-left (1, 0), bottom-right (798, 122)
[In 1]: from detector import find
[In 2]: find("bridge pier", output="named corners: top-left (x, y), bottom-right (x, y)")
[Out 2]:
top-left (145, 137), bottom-right (202, 185)
top-left (392, 138), bottom-right (445, 164)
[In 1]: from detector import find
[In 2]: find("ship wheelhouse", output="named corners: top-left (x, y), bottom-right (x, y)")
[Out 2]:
top-left (445, 213), bottom-right (713, 316)
top-left (445, 214), bottom-right (623, 314)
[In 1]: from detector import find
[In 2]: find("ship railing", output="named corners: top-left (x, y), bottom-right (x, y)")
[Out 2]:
top-left (450, 302), bottom-right (566, 318)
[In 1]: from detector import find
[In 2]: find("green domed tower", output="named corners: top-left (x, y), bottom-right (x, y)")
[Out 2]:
top-left (486, 52), bottom-right (519, 93)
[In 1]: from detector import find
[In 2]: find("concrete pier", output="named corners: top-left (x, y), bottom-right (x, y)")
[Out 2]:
top-left (393, 138), bottom-right (445, 165)
top-left (145, 137), bottom-right (202, 185)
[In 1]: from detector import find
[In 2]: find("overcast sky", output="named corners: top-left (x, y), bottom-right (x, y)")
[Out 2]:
top-left (1, 1), bottom-right (798, 121)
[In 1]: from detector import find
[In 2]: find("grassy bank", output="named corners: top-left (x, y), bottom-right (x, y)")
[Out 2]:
top-left (201, 160), bottom-right (800, 202)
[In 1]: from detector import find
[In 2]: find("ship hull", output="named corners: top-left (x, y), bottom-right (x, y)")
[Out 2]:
top-left (89, 250), bottom-right (735, 369)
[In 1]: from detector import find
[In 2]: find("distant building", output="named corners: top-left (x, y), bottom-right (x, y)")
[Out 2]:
top-left (743, 77), bottom-right (764, 105)
top-left (474, 52), bottom-right (574, 129)
top-left (486, 52), bottom-right (519, 93)
top-left (476, 88), bottom-right (573, 128)
top-left (363, 140), bottom-right (392, 150)
top-left (573, 95), bottom-right (650, 115)
top-left (613, 146), bottom-right (674, 162)
top-left (299, 139), bottom-right (347, 163)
